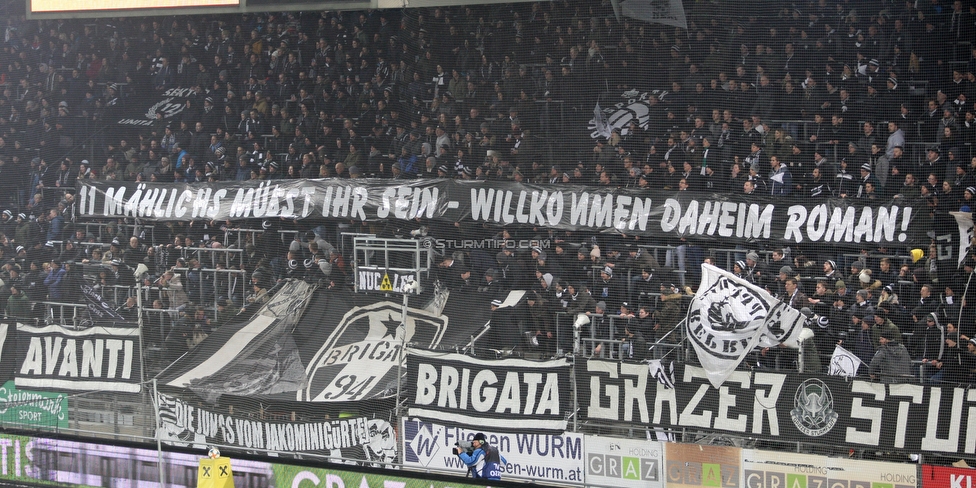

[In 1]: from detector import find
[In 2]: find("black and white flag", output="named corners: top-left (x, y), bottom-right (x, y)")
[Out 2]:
top-left (620, 0), bottom-right (688, 30)
top-left (686, 263), bottom-right (805, 387)
top-left (16, 324), bottom-right (142, 392)
top-left (827, 345), bottom-right (862, 379)
top-left (155, 391), bottom-right (397, 465)
top-left (81, 284), bottom-right (127, 325)
top-left (406, 350), bottom-right (572, 432)
top-left (159, 280), bottom-right (313, 402)
top-left (592, 102), bottom-right (611, 138)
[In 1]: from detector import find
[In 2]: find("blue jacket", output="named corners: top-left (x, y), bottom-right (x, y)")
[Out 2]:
top-left (44, 267), bottom-right (66, 300)
top-left (459, 444), bottom-right (506, 480)
top-left (769, 166), bottom-right (793, 195)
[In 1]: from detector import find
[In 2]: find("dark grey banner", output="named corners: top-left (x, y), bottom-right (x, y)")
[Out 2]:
top-left (16, 324), bottom-right (141, 393)
top-left (76, 180), bottom-right (922, 247)
top-left (577, 360), bottom-right (976, 456)
top-left (406, 350), bottom-right (572, 432)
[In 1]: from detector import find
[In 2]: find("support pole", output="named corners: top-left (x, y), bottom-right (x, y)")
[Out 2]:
top-left (151, 379), bottom-right (166, 487)
top-left (394, 290), bottom-right (409, 465)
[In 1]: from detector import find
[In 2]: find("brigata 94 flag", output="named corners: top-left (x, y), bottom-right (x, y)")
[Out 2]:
top-left (686, 263), bottom-right (806, 387)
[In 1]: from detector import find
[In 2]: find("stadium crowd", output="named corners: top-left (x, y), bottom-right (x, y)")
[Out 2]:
top-left (0, 0), bottom-right (970, 381)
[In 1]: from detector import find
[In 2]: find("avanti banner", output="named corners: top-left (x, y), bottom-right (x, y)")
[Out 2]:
top-left (76, 180), bottom-right (924, 248)
top-left (15, 324), bottom-right (141, 393)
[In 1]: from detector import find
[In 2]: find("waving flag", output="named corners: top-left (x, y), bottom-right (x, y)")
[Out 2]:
top-left (827, 344), bottom-right (862, 379)
top-left (686, 263), bottom-right (806, 387)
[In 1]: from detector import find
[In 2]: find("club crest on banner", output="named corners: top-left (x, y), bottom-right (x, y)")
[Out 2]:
top-left (588, 90), bottom-right (666, 138)
top-left (116, 87), bottom-right (194, 127)
top-left (300, 302), bottom-right (448, 402)
top-left (790, 378), bottom-right (839, 437)
top-left (687, 276), bottom-right (767, 357)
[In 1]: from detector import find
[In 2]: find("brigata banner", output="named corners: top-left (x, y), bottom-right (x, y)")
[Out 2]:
top-left (155, 391), bottom-right (397, 466)
top-left (742, 449), bottom-right (915, 488)
top-left (401, 417), bottom-right (584, 485)
top-left (0, 381), bottom-right (68, 429)
top-left (76, 180), bottom-right (924, 248)
top-left (584, 435), bottom-right (663, 488)
top-left (577, 360), bottom-right (976, 456)
top-left (406, 350), bottom-right (572, 432)
top-left (15, 324), bottom-right (141, 393)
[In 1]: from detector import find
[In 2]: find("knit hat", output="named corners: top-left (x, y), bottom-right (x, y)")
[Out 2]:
top-left (590, 245), bottom-right (601, 259)
top-left (911, 249), bottom-right (924, 263)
